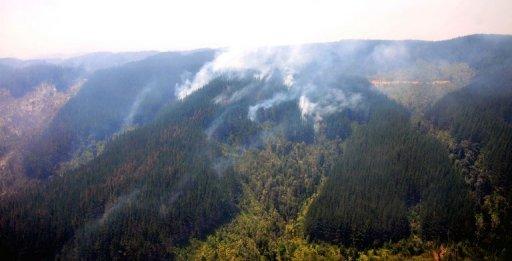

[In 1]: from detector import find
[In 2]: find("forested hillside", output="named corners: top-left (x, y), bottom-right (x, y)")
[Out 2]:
top-left (305, 96), bottom-right (473, 248)
top-left (0, 63), bottom-right (84, 196)
top-left (22, 50), bottom-right (215, 179)
top-left (426, 68), bottom-right (512, 256)
top-left (0, 34), bottom-right (511, 259)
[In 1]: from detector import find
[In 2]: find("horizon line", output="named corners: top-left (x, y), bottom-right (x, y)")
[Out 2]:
top-left (2, 33), bottom-right (511, 61)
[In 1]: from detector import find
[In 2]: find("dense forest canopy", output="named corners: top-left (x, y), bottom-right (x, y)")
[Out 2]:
top-left (0, 34), bottom-right (511, 259)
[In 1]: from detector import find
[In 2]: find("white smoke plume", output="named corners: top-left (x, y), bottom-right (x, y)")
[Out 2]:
top-left (247, 92), bottom-right (291, 121)
top-left (299, 87), bottom-right (363, 130)
top-left (176, 41), bottom-right (413, 127)
top-left (123, 83), bottom-right (154, 128)
top-left (175, 46), bottom-right (311, 100)
top-left (100, 189), bottom-right (140, 224)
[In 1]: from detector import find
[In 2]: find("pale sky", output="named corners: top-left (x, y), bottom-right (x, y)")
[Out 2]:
top-left (1, 0), bottom-right (511, 59)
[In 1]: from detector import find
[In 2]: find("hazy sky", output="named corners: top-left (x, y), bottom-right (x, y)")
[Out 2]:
top-left (1, 0), bottom-right (511, 59)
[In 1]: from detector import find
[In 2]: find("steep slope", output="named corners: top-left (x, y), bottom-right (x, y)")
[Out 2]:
top-left (305, 96), bottom-right (473, 248)
top-left (426, 68), bottom-right (512, 257)
top-left (0, 71), bottom-right (371, 259)
top-left (0, 35), bottom-right (511, 259)
top-left (0, 78), bottom-right (239, 259)
top-left (3, 73), bottom-right (478, 259)
top-left (23, 50), bottom-right (215, 179)
top-left (0, 64), bottom-right (84, 196)
top-left (0, 83), bottom-right (83, 191)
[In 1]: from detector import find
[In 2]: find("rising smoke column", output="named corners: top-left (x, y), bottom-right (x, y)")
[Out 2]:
top-left (176, 44), bottom-right (371, 128)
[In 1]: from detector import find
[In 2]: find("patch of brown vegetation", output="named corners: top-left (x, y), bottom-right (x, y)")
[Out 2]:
top-left (0, 80), bottom-right (84, 197)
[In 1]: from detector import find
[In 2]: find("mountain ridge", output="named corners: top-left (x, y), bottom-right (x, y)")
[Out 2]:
top-left (0, 34), bottom-right (511, 259)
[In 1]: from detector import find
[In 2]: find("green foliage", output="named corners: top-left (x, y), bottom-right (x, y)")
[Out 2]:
top-left (175, 140), bottom-right (345, 260)
top-left (2, 35), bottom-right (512, 259)
top-left (0, 77), bottom-right (238, 259)
top-left (427, 72), bottom-right (512, 257)
top-left (305, 95), bottom-right (474, 248)
top-left (22, 50), bottom-right (214, 179)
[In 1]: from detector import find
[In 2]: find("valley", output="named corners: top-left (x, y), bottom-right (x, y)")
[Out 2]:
top-left (0, 35), bottom-right (511, 260)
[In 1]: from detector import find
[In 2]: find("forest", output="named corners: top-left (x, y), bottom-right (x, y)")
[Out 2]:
top-left (0, 34), bottom-right (511, 260)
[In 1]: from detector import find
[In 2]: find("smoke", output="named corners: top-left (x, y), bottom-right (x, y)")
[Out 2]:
top-left (175, 46), bottom-right (311, 100)
top-left (211, 156), bottom-right (234, 178)
top-left (299, 87), bottom-right (363, 130)
top-left (205, 110), bottom-right (228, 139)
top-left (213, 80), bottom-right (261, 105)
top-left (371, 42), bottom-right (409, 64)
top-left (122, 82), bottom-right (154, 128)
top-left (247, 92), bottom-right (291, 121)
top-left (179, 43), bottom-right (418, 182)
top-left (176, 44), bottom-right (369, 126)
top-left (100, 189), bottom-right (140, 224)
